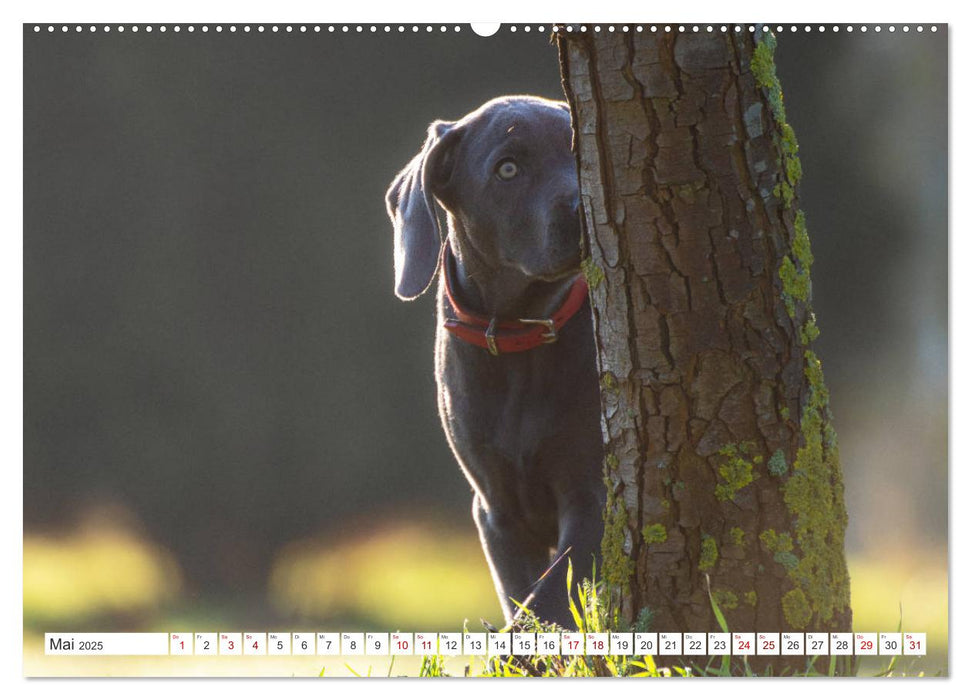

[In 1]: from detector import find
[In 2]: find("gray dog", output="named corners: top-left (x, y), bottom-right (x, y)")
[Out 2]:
top-left (385, 96), bottom-right (605, 628)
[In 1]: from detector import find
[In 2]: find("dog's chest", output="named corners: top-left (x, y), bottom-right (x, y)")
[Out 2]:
top-left (438, 340), bottom-right (566, 454)
top-left (434, 322), bottom-right (601, 497)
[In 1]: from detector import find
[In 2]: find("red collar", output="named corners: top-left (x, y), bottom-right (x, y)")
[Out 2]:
top-left (441, 246), bottom-right (589, 355)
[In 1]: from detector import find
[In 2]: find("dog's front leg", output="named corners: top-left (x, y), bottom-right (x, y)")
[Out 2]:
top-left (472, 493), bottom-right (552, 624)
top-left (520, 497), bottom-right (605, 629)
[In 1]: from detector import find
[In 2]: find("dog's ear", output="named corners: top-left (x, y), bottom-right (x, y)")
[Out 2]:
top-left (385, 120), bottom-right (461, 300)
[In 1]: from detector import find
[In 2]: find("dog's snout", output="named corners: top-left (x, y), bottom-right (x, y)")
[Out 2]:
top-left (553, 196), bottom-right (581, 230)
top-left (549, 187), bottom-right (578, 214)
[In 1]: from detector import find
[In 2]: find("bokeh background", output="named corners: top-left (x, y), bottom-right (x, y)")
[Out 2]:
top-left (23, 24), bottom-right (947, 675)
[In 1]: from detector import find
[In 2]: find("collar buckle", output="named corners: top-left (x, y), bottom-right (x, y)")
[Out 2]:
top-left (518, 318), bottom-right (558, 344)
top-left (485, 318), bottom-right (500, 356)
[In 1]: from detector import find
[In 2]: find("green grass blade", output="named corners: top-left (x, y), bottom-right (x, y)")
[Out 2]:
top-left (705, 574), bottom-right (730, 634)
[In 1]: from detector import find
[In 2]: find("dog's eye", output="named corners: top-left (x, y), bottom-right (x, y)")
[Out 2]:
top-left (495, 159), bottom-right (519, 181)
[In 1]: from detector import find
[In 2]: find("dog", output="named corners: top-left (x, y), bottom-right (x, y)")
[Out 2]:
top-left (385, 96), bottom-right (605, 628)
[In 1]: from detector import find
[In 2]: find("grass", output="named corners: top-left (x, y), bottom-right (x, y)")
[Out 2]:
top-left (23, 528), bottom-right (181, 627)
top-left (404, 565), bottom-right (940, 678)
top-left (23, 521), bottom-right (947, 677)
top-left (268, 523), bottom-right (503, 630)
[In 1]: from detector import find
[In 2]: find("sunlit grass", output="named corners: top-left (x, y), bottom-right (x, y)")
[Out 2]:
top-left (23, 521), bottom-right (948, 676)
top-left (848, 548), bottom-right (947, 670)
top-left (24, 528), bottom-right (181, 624)
top-left (269, 521), bottom-right (504, 630)
top-left (418, 564), bottom-right (942, 678)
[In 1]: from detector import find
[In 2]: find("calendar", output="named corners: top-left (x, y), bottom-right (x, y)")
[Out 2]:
top-left (43, 631), bottom-right (927, 657)
top-left (21, 12), bottom-right (950, 681)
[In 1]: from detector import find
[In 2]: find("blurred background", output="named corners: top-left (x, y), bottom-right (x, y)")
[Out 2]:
top-left (23, 25), bottom-right (947, 674)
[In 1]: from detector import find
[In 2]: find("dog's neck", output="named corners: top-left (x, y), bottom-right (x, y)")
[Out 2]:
top-left (445, 237), bottom-right (577, 321)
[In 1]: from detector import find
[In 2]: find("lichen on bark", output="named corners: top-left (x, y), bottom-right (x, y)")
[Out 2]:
top-left (641, 523), bottom-right (668, 544)
top-left (714, 442), bottom-right (762, 501)
top-left (755, 31), bottom-right (852, 631)
top-left (601, 458), bottom-right (633, 593)
top-left (699, 534), bottom-right (719, 572)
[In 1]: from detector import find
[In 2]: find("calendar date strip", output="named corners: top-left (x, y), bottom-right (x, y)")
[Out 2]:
top-left (44, 631), bottom-right (927, 657)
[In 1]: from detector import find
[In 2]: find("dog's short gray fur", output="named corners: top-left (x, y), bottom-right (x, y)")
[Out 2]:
top-left (385, 96), bottom-right (605, 627)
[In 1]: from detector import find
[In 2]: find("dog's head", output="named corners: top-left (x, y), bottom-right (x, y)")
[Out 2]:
top-left (385, 95), bottom-right (581, 300)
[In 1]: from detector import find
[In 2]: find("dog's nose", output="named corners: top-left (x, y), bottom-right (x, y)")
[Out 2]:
top-left (555, 192), bottom-right (580, 218)
top-left (553, 197), bottom-right (579, 222)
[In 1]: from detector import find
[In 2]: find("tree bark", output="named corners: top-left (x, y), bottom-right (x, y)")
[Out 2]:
top-left (557, 29), bottom-right (852, 675)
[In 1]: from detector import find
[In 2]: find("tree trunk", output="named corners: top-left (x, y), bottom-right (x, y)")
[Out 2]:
top-left (557, 28), bottom-right (853, 675)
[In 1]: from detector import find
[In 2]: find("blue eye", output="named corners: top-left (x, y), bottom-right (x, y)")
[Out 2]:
top-left (496, 159), bottom-right (519, 180)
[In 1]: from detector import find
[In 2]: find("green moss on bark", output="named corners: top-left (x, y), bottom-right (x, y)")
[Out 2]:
top-left (800, 315), bottom-right (820, 345)
top-left (757, 30), bottom-right (851, 631)
top-left (752, 32), bottom-right (804, 213)
top-left (778, 210), bottom-right (814, 318)
top-left (759, 529), bottom-right (794, 553)
top-left (782, 350), bottom-right (851, 624)
top-left (751, 33), bottom-right (787, 125)
top-left (714, 442), bottom-right (761, 501)
top-left (782, 588), bottom-right (812, 629)
top-left (580, 256), bottom-right (605, 289)
top-left (641, 523), bottom-right (668, 545)
top-left (729, 527), bottom-right (746, 547)
top-left (601, 459), bottom-right (632, 594)
top-left (711, 590), bottom-right (739, 611)
top-left (600, 371), bottom-right (618, 392)
top-left (699, 534), bottom-right (718, 572)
